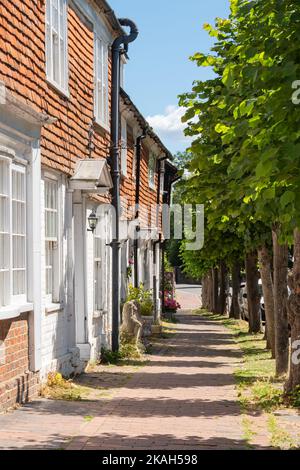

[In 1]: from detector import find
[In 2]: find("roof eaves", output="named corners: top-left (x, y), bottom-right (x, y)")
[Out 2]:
top-left (94, 0), bottom-right (125, 36)
top-left (120, 88), bottom-right (173, 161)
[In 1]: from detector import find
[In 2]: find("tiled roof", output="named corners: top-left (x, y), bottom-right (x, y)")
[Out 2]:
top-left (120, 88), bottom-right (173, 161)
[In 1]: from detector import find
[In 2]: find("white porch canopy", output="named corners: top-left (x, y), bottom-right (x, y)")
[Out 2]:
top-left (69, 158), bottom-right (113, 193)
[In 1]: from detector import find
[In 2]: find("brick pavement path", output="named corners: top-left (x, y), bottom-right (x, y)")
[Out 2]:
top-left (0, 311), bottom-right (273, 450)
top-left (176, 285), bottom-right (202, 310)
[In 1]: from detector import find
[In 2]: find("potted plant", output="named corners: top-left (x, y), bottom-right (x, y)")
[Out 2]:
top-left (164, 290), bottom-right (181, 314)
top-left (126, 284), bottom-right (154, 337)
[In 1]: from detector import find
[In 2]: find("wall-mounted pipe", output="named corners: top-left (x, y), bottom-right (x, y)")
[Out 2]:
top-left (110, 18), bottom-right (138, 353)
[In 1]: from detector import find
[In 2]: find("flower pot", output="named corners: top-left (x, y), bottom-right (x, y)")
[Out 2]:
top-left (164, 308), bottom-right (177, 314)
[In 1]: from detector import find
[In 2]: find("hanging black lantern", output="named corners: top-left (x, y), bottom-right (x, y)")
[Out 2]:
top-left (87, 209), bottom-right (98, 233)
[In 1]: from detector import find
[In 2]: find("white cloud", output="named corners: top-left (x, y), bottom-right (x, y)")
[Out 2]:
top-left (146, 105), bottom-right (192, 152)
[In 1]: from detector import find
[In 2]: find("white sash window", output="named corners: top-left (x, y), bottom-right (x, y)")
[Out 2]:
top-left (149, 153), bottom-right (156, 190)
top-left (94, 210), bottom-right (110, 314)
top-left (121, 117), bottom-right (127, 176)
top-left (0, 158), bottom-right (27, 308)
top-left (46, 0), bottom-right (68, 93)
top-left (44, 178), bottom-right (60, 304)
top-left (94, 35), bottom-right (109, 128)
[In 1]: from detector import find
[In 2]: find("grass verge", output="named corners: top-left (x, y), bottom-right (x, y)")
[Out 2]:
top-left (196, 310), bottom-right (288, 413)
top-left (196, 310), bottom-right (300, 449)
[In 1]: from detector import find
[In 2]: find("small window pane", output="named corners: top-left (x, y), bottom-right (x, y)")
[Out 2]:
top-left (149, 154), bottom-right (156, 188)
top-left (94, 35), bottom-right (108, 126)
top-left (12, 169), bottom-right (26, 297)
top-left (121, 118), bottom-right (127, 175)
top-left (46, 0), bottom-right (67, 91)
top-left (0, 161), bottom-right (27, 305)
top-left (44, 178), bottom-right (59, 302)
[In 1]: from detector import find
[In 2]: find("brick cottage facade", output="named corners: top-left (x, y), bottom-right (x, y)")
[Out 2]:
top-left (0, 0), bottom-right (177, 411)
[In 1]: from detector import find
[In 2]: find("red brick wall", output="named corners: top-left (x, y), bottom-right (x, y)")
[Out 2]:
top-left (120, 129), bottom-right (135, 219)
top-left (0, 0), bottom-right (163, 411)
top-left (120, 129), bottom-right (162, 230)
top-left (0, 314), bottom-right (39, 412)
top-left (0, 0), bottom-right (114, 410)
top-left (138, 144), bottom-right (159, 229)
top-left (0, 0), bottom-right (161, 208)
top-left (0, 0), bottom-right (112, 177)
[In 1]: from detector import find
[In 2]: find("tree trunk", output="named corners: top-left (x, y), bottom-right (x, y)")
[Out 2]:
top-left (230, 262), bottom-right (241, 319)
top-left (258, 244), bottom-right (275, 358)
top-left (212, 267), bottom-right (219, 314)
top-left (208, 270), bottom-right (214, 312)
top-left (201, 276), bottom-right (208, 309)
top-left (245, 252), bottom-right (261, 333)
top-left (202, 271), bottom-right (213, 311)
top-left (272, 230), bottom-right (289, 376)
top-left (218, 261), bottom-right (227, 315)
top-left (202, 274), bottom-right (210, 310)
top-left (286, 229), bottom-right (300, 392)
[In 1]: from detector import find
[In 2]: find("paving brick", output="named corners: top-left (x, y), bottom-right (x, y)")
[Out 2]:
top-left (0, 310), bottom-right (262, 450)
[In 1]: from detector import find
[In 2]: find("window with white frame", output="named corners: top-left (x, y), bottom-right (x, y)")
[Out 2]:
top-left (160, 161), bottom-right (165, 194)
top-left (120, 240), bottom-right (128, 302)
top-left (46, 0), bottom-right (68, 93)
top-left (120, 54), bottom-right (126, 89)
top-left (94, 34), bottom-right (109, 127)
top-left (121, 117), bottom-right (127, 176)
top-left (44, 177), bottom-right (60, 304)
top-left (132, 137), bottom-right (137, 181)
top-left (0, 158), bottom-right (27, 308)
top-left (94, 210), bottom-right (109, 313)
top-left (148, 153), bottom-right (156, 190)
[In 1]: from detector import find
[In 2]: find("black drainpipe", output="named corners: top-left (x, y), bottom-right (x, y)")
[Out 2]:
top-left (133, 130), bottom-right (147, 288)
top-left (110, 19), bottom-right (138, 353)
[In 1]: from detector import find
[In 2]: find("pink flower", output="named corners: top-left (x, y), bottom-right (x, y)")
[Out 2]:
top-left (164, 298), bottom-right (181, 310)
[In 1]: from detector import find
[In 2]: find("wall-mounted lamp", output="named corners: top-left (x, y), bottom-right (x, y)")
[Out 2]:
top-left (87, 209), bottom-right (98, 233)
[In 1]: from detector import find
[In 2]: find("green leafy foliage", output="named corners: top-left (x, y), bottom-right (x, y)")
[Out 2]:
top-left (126, 284), bottom-right (154, 316)
top-left (178, 0), bottom-right (300, 278)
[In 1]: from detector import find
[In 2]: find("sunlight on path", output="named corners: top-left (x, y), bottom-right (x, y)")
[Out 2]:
top-left (0, 310), bottom-right (272, 450)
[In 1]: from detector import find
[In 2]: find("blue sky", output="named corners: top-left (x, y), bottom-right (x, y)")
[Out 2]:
top-left (109, 0), bottom-right (230, 152)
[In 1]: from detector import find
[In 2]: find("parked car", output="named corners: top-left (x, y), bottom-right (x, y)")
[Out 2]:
top-left (239, 280), bottom-right (265, 323)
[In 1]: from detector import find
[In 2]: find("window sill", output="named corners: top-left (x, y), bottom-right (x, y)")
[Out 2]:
top-left (94, 119), bottom-right (110, 136)
top-left (0, 302), bottom-right (34, 321)
top-left (46, 78), bottom-right (70, 100)
top-left (45, 303), bottom-right (64, 314)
